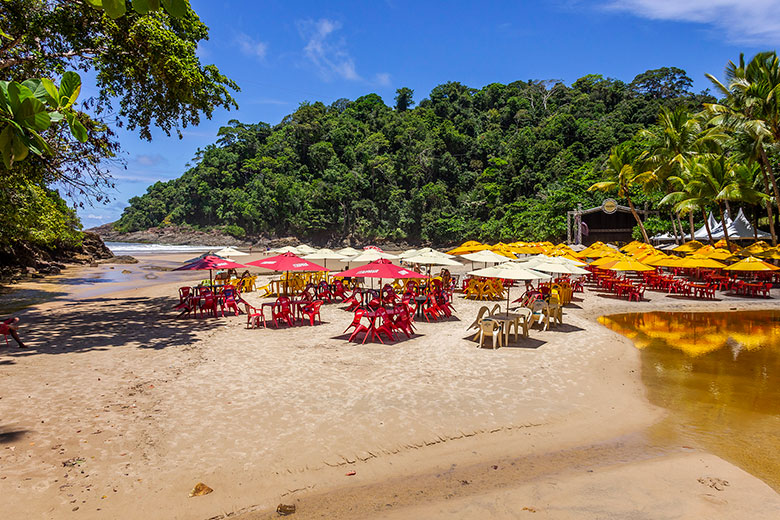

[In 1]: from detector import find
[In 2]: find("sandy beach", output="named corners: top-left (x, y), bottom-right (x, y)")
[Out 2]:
top-left (2, 253), bottom-right (780, 519)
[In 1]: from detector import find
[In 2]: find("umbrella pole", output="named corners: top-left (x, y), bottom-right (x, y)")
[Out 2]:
top-left (210, 269), bottom-right (213, 286)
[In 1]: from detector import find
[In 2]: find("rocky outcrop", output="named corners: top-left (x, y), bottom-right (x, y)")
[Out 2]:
top-left (0, 231), bottom-right (115, 284)
top-left (90, 223), bottom-right (251, 246)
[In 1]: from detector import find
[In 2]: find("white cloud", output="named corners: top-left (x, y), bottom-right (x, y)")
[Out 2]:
top-left (236, 33), bottom-right (268, 59)
top-left (373, 73), bottom-right (391, 87)
top-left (135, 153), bottom-right (166, 167)
top-left (605, 0), bottom-right (780, 44)
top-left (297, 18), bottom-right (362, 81)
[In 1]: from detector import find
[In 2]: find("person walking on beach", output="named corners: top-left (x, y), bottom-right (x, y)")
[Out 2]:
top-left (1, 317), bottom-right (27, 348)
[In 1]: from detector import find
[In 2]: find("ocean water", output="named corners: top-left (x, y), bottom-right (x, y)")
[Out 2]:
top-left (600, 310), bottom-right (780, 491)
top-left (104, 242), bottom-right (218, 255)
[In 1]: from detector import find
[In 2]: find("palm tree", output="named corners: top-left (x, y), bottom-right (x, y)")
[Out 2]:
top-left (588, 143), bottom-right (651, 243)
top-left (637, 106), bottom-right (725, 240)
top-left (660, 158), bottom-right (715, 244)
top-left (727, 127), bottom-right (778, 244)
top-left (706, 51), bottom-right (780, 243)
top-left (685, 155), bottom-right (767, 250)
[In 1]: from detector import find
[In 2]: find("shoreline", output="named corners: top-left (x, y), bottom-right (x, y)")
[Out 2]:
top-left (1, 257), bottom-right (779, 518)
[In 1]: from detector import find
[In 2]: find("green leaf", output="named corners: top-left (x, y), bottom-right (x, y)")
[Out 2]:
top-left (0, 124), bottom-right (14, 168)
top-left (58, 72), bottom-right (82, 108)
top-left (40, 78), bottom-right (60, 107)
top-left (66, 113), bottom-right (88, 143)
top-left (102, 0), bottom-right (127, 19)
top-left (6, 81), bottom-right (22, 111)
top-left (49, 111), bottom-right (64, 123)
top-left (16, 97), bottom-right (51, 131)
top-left (132, 0), bottom-right (160, 14)
top-left (28, 129), bottom-right (53, 156)
top-left (161, 0), bottom-right (188, 18)
top-left (11, 131), bottom-right (29, 162)
top-left (21, 79), bottom-right (56, 106)
top-left (85, 0), bottom-right (104, 7)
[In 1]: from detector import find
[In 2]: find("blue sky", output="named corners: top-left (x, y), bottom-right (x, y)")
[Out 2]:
top-left (76, 0), bottom-right (780, 228)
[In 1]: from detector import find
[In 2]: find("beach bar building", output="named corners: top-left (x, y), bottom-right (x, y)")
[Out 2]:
top-left (567, 199), bottom-right (655, 246)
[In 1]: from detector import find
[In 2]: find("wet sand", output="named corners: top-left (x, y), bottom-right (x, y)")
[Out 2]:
top-left (1, 255), bottom-right (779, 519)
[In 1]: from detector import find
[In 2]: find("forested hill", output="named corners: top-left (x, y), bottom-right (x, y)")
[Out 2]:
top-left (116, 68), bottom-right (713, 244)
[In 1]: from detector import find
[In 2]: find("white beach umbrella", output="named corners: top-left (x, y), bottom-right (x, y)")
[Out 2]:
top-left (302, 248), bottom-right (347, 270)
top-left (269, 245), bottom-right (301, 254)
top-left (341, 249), bottom-right (399, 263)
top-left (461, 250), bottom-right (512, 265)
top-left (296, 244), bottom-right (317, 254)
top-left (336, 246), bottom-right (361, 257)
top-left (468, 263), bottom-right (550, 313)
top-left (215, 246), bottom-right (249, 258)
top-left (405, 247), bottom-right (455, 259)
top-left (403, 251), bottom-right (461, 266)
top-left (399, 248), bottom-right (419, 259)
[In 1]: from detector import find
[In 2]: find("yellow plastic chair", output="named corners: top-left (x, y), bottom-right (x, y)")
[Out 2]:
top-left (477, 319), bottom-right (503, 349)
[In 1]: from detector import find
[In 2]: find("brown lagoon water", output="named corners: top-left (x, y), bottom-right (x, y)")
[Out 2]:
top-left (600, 310), bottom-right (780, 491)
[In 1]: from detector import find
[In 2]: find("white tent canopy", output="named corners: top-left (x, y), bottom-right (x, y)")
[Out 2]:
top-left (686, 209), bottom-right (770, 241)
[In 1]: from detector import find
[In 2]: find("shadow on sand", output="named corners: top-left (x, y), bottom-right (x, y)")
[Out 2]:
top-left (7, 295), bottom-right (213, 357)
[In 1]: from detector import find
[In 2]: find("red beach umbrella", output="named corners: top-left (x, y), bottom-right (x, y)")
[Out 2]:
top-left (174, 255), bottom-right (248, 285)
top-left (332, 259), bottom-right (425, 291)
top-left (246, 252), bottom-right (328, 272)
top-left (246, 252), bottom-right (328, 295)
top-left (333, 259), bottom-right (424, 280)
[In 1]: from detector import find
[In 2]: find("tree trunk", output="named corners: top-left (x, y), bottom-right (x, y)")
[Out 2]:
top-left (753, 206), bottom-right (759, 241)
top-left (759, 145), bottom-right (780, 235)
top-left (627, 197), bottom-right (650, 243)
top-left (687, 212), bottom-right (694, 241)
top-left (670, 212), bottom-right (680, 244)
top-left (718, 203), bottom-right (731, 251)
top-left (702, 209), bottom-right (714, 244)
top-left (758, 162), bottom-right (777, 245)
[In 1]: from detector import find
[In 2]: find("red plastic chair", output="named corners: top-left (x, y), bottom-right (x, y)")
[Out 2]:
top-left (196, 289), bottom-right (218, 318)
top-left (271, 297), bottom-right (295, 327)
top-left (220, 285), bottom-right (241, 316)
top-left (244, 303), bottom-right (266, 328)
top-left (392, 308), bottom-right (415, 338)
top-left (317, 281), bottom-right (333, 303)
top-left (175, 287), bottom-right (194, 317)
top-left (0, 318), bottom-right (14, 347)
top-left (348, 310), bottom-right (371, 342)
top-left (344, 308), bottom-right (366, 334)
top-left (332, 280), bottom-right (347, 301)
top-left (343, 289), bottom-right (361, 311)
top-left (300, 300), bottom-right (324, 326)
top-left (422, 295), bottom-right (442, 322)
top-left (374, 308), bottom-right (396, 343)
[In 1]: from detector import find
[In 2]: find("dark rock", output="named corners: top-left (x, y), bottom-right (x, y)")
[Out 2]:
top-left (99, 255), bottom-right (138, 264)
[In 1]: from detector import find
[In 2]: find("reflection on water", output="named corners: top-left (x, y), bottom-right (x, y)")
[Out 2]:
top-left (600, 311), bottom-right (780, 491)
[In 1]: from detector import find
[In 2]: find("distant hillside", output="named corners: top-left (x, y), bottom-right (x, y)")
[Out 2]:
top-left (116, 69), bottom-right (713, 243)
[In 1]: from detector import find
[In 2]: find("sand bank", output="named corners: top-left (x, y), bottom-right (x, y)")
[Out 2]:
top-left (1, 255), bottom-right (778, 519)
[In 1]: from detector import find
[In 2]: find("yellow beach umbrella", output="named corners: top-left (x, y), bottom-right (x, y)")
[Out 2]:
top-left (756, 248), bottom-right (780, 261)
top-left (723, 256), bottom-right (780, 271)
top-left (673, 240), bottom-right (704, 253)
top-left (714, 239), bottom-right (741, 251)
top-left (601, 258), bottom-right (655, 272)
top-left (707, 248), bottom-right (735, 260)
top-left (446, 241), bottom-right (489, 255)
top-left (738, 241), bottom-right (772, 257)
top-left (680, 255), bottom-right (727, 269)
top-left (641, 253), bottom-right (671, 266)
top-left (620, 240), bottom-right (644, 253)
top-left (589, 253), bottom-right (626, 267)
top-left (652, 256), bottom-right (687, 268)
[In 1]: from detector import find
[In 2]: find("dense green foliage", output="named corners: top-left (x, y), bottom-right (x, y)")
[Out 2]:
top-left (593, 51), bottom-right (780, 248)
top-left (0, 0), bottom-right (237, 250)
top-left (118, 69), bottom-right (712, 244)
